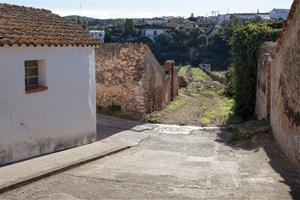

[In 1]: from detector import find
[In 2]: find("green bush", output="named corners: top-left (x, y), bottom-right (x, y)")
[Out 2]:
top-left (145, 114), bottom-right (161, 123)
top-left (224, 66), bottom-right (236, 97)
top-left (228, 23), bottom-right (281, 119)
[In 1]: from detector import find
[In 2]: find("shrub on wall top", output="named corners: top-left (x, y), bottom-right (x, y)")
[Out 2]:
top-left (229, 23), bottom-right (281, 119)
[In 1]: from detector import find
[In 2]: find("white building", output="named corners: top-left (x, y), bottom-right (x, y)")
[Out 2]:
top-left (235, 13), bottom-right (256, 20)
top-left (142, 27), bottom-right (170, 41)
top-left (218, 12), bottom-right (270, 25)
top-left (258, 13), bottom-right (271, 20)
top-left (144, 18), bottom-right (168, 25)
top-left (90, 30), bottom-right (105, 43)
top-left (0, 4), bottom-right (99, 166)
top-left (270, 9), bottom-right (290, 20)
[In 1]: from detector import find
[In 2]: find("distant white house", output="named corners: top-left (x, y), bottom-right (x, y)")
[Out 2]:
top-left (0, 4), bottom-right (99, 166)
top-left (218, 13), bottom-right (261, 25)
top-left (142, 27), bottom-right (170, 41)
top-left (258, 13), bottom-right (271, 20)
top-left (144, 18), bottom-right (168, 26)
top-left (270, 9), bottom-right (290, 20)
top-left (218, 9), bottom-right (289, 25)
top-left (234, 13), bottom-right (259, 20)
top-left (90, 30), bottom-right (105, 43)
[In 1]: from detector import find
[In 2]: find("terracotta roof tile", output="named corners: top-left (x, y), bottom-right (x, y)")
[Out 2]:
top-left (0, 3), bottom-right (99, 47)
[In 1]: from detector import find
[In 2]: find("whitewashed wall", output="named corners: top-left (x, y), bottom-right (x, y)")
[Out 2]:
top-left (142, 29), bottom-right (168, 41)
top-left (0, 46), bottom-right (97, 165)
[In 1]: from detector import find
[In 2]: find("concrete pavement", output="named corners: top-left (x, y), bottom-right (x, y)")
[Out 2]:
top-left (1, 116), bottom-right (300, 199)
top-left (0, 115), bottom-right (152, 193)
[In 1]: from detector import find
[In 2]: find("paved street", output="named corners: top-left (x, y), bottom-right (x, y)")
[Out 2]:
top-left (1, 116), bottom-right (300, 199)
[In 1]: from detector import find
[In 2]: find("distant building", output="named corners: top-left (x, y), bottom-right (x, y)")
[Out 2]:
top-left (90, 30), bottom-right (105, 43)
top-left (270, 9), bottom-right (290, 20)
top-left (218, 12), bottom-right (270, 25)
top-left (234, 13), bottom-right (259, 20)
top-left (167, 18), bottom-right (199, 29)
top-left (141, 26), bottom-right (170, 41)
top-left (235, 12), bottom-right (270, 21)
top-left (144, 18), bottom-right (168, 25)
top-left (258, 13), bottom-right (271, 20)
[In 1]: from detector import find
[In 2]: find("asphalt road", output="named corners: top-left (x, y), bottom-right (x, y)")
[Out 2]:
top-left (1, 116), bottom-right (300, 199)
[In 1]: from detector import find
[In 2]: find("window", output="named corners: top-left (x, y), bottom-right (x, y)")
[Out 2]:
top-left (24, 60), bottom-right (47, 94)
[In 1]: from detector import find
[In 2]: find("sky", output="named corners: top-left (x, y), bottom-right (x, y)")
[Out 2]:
top-left (0, 0), bottom-right (294, 19)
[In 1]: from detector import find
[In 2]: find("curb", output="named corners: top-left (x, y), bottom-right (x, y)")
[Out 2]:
top-left (0, 146), bottom-right (130, 194)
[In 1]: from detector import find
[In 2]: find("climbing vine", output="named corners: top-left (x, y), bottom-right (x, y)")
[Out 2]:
top-left (227, 23), bottom-right (281, 119)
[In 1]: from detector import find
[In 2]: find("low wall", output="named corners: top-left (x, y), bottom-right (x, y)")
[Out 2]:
top-left (95, 43), bottom-right (178, 118)
top-left (143, 51), bottom-right (166, 113)
top-left (95, 44), bottom-right (147, 115)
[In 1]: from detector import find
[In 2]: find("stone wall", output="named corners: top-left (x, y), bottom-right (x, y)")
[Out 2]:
top-left (256, 0), bottom-right (300, 169)
top-left (143, 49), bottom-right (165, 113)
top-left (95, 44), bottom-right (146, 116)
top-left (96, 43), bottom-right (178, 118)
top-left (271, 1), bottom-right (300, 168)
top-left (255, 42), bottom-right (277, 121)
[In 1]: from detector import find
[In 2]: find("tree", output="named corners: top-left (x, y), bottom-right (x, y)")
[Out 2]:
top-left (188, 13), bottom-right (197, 22)
top-left (124, 19), bottom-right (135, 36)
top-left (76, 16), bottom-right (89, 30)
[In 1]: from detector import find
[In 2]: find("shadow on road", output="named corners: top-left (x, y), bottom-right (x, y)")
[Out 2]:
top-left (216, 131), bottom-right (300, 200)
top-left (97, 114), bottom-right (144, 140)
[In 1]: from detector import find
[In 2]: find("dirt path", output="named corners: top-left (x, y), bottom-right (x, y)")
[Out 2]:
top-left (147, 66), bottom-right (240, 126)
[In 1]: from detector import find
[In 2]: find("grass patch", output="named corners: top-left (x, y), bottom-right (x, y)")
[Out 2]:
top-left (200, 110), bottom-right (218, 126)
top-left (155, 66), bottom-right (242, 126)
top-left (164, 97), bottom-right (188, 113)
top-left (211, 71), bottom-right (226, 79)
top-left (145, 113), bottom-right (161, 123)
top-left (200, 90), bottom-right (219, 98)
top-left (181, 87), bottom-right (219, 97)
top-left (198, 96), bottom-right (241, 126)
top-left (178, 66), bottom-right (189, 77)
top-left (220, 99), bottom-right (243, 125)
top-left (191, 68), bottom-right (209, 82)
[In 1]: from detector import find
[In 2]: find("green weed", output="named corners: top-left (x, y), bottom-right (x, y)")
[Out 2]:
top-left (164, 97), bottom-right (188, 113)
top-left (145, 114), bottom-right (161, 123)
